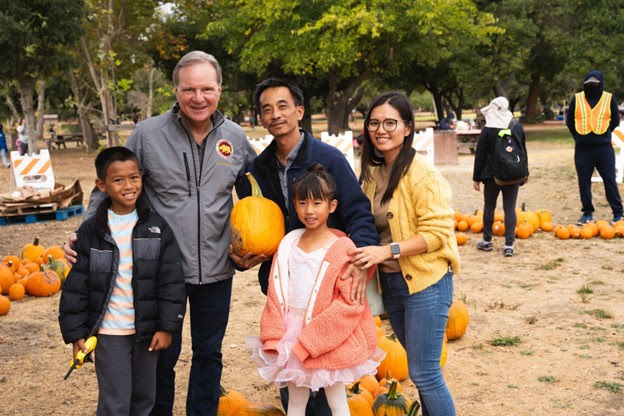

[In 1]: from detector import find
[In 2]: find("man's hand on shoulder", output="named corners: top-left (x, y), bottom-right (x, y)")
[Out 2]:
top-left (228, 245), bottom-right (267, 270)
top-left (63, 232), bottom-right (78, 264)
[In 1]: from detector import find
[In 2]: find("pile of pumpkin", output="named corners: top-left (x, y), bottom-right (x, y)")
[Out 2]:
top-left (552, 219), bottom-right (624, 240)
top-left (0, 237), bottom-right (68, 316)
top-left (451, 207), bottom-right (616, 245)
top-left (216, 299), bottom-right (470, 416)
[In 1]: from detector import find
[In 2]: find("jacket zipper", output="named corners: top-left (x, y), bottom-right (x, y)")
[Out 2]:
top-left (183, 153), bottom-right (192, 196)
top-left (179, 119), bottom-right (203, 283)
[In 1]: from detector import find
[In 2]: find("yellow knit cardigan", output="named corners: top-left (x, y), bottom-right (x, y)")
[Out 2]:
top-left (362, 153), bottom-right (461, 294)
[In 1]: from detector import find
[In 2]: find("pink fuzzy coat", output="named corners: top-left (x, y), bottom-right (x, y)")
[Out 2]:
top-left (260, 228), bottom-right (378, 370)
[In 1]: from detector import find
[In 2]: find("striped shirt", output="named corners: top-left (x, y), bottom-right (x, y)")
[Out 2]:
top-left (99, 209), bottom-right (138, 335)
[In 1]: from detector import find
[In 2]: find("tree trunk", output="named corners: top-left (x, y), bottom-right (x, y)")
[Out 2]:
top-left (81, 36), bottom-right (117, 147)
top-left (18, 78), bottom-right (39, 154)
top-left (35, 80), bottom-right (46, 142)
top-left (5, 95), bottom-right (21, 149)
top-left (326, 72), bottom-right (369, 135)
top-left (301, 94), bottom-right (313, 133)
top-left (525, 73), bottom-right (540, 120)
top-left (146, 66), bottom-right (155, 119)
top-left (430, 90), bottom-right (445, 123)
top-left (69, 71), bottom-right (98, 152)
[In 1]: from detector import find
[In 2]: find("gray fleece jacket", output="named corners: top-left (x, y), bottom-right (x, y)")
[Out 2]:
top-left (87, 103), bottom-right (256, 285)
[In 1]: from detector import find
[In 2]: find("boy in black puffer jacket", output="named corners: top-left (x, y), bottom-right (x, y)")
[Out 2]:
top-left (59, 147), bottom-right (185, 416)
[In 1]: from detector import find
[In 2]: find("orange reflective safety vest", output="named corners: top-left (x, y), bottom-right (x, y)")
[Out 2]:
top-left (574, 91), bottom-right (612, 135)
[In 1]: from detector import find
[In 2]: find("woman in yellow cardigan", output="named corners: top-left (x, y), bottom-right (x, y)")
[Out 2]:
top-left (351, 91), bottom-right (460, 416)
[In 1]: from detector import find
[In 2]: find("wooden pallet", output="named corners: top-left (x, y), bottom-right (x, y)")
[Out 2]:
top-left (0, 203), bottom-right (59, 216)
top-left (0, 204), bottom-right (84, 226)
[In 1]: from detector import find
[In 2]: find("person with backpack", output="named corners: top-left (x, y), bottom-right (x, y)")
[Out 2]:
top-left (472, 96), bottom-right (528, 257)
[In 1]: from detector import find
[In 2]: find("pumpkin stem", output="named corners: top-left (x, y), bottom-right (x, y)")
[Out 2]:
top-left (407, 400), bottom-right (421, 416)
top-left (348, 381), bottom-right (362, 394)
top-left (34, 237), bottom-right (40, 246)
top-left (386, 380), bottom-right (400, 400)
top-left (220, 385), bottom-right (227, 396)
top-left (245, 172), bottom-right (264, 198)
top-left (48, 255), bottom-right (55, 264)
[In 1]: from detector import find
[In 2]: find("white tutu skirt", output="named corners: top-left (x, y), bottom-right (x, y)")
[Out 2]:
top-left (247, 310), bottom-right (386, 392)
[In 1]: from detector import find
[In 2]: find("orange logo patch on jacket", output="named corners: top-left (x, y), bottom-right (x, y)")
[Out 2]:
top-left (216, 139), bottom-right (233, 160)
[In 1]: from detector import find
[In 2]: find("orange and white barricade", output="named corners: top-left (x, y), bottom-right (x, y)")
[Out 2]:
top-left (412, 127), bottom-right (435, 165)
top-left (320, 131), bottom-right (355, 173)
top-left (9, 149), bottom-right (55, 191)
top-left (248, 134), bottom-right (274, 155)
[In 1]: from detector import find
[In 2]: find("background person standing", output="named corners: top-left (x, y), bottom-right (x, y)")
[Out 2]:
top-left (566, 70), bottom-right (623, 224)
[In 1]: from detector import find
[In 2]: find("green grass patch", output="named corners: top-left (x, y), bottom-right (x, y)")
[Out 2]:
top-left (616, 341), bottom-right (624, 350)
top-left (573, 323), bottom-right (588, 329)
top-left (577, 285), bottom-right (593, 294)
top-left (489, 336), bottom-right (522, 347)
top-left (525, 127), bottom-right (571, 143)
top-left (579, 354), bottom-right (593, 359)
top-left (579, 344), bottom-right (589, 350)
top-left (585, 309), bottom-right (613, 319)
top-left (589, 280), bottom-right (604, 285)
top-left (592, 336), bottom-right (606, 343)
top-left (538, 375), bottom-right (559, 383)
top-left (520, 350), bottom-right (534, 356)
top-left (593, 381), bottom-right (622, 394)
top-left (507, 384), bottom-right (519, 389)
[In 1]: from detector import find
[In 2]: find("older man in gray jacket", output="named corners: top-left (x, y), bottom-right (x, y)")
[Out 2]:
top-left (65, 51), bottom-right (258, 416)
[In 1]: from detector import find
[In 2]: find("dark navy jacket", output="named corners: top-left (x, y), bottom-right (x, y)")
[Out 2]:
top-left (566, 70), bottom-right (620, 147)
top-left (240, 130), bottom-right (380, 294)
top-left (58, 195), bottom-right (186, 344)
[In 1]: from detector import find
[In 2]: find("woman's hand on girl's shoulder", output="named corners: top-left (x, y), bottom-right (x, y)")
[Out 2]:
top-left (349, 246), bottom-right (389, 270)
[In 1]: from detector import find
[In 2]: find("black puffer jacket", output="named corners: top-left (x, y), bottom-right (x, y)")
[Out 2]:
top-left (58, 195), bottom-right (186, 344)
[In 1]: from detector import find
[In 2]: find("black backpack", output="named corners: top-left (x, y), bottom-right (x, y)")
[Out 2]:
top-left (492, 120), bottom-right (528, 185)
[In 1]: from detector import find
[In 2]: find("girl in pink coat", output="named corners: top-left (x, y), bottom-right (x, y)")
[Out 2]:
top-left (248, 164), bottom-right (384, 416)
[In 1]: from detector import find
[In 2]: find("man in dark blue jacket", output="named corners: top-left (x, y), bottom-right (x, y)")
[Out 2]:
top-left (231, 78), bottom-right (379, 416)
top-left (566, 70), bottom-right (623, 224)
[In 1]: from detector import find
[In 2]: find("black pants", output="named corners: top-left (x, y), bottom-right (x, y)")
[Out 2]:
top-left (482, 179), bottom-right (520, 247)
top-left (574, 144), bottom-right (623, 217)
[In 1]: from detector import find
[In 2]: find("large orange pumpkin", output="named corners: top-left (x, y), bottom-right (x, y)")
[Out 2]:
top-left (470, 221), bottom-right (484, 233)
top-left (600, 226), bottom-right (615, 239)
top-left (347, 389), bottom-right (374, 416)
top-left (346, 381), bottom-right (374, 406)
top-left (232, 402), bottom-right (285, 415)
top-left (22, 237), bottom-right (46, 262)
top-left (0, 263), bottom-right (14, 294)
top-left (446, 299), bottom-right (470, 341)
top-left (3, 256), bottom-right (20, 272)
top-left (376, 334), bottom-right (408, 382)
top-left (455, 232), bottom-right (468, 246)
top-left (554, 225), bottom-right (570, 240)
top-left (26, 267), bottom-right (61, 297)
top-left (230, 173), bottom-right (285, 257)
top-left (218, 386), bottom-right (248, 416)
top-left (535, 209), bottom-right (552, 227)
top-left (492, 221), bottom-right (505, 236)
top-left (358, 374), bottom-right (380, 396)
top-left (515, 221), bottom-right (533, 239)
top-left (0, 294), bottom-right (9, 315)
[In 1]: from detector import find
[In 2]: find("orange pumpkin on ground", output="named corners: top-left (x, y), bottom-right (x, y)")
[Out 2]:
top-left (347, 390), bottom-right (374, 416)
top-left (535, 209), bottom-right (552, 227)
top-left (232, 402), bottom-right (285, 415)
top-left (523, 211), bottom-right (540, 232)
top-left (22, 237), bottom-right (46, 262)
top-left (217, 386), bottom-right (248, 416)
top-left (614, 225), bottom-right (624, 238)
top-left (540, 221), bottom-right (554, 232)
top-left (446, 299), bottom-right (470, 341)
top-left (358, 374), bottom-right (380, 396)
top-left (554, 225), bottom-right (570, 240)
top-left (515, 221), bottom-right (533, 239)
top-left (42, 245), bottom-right (65, 262)
top-left (230, 173), bottom-right (285, 257)
top-left (470, 221), bottom-right (483, 233)
top-left (9, 283), bottom-right (25, 301)
top-left (492, 221), bottom-right (505, 236)
top-left (26, 267), bottom-right (61, 297)
top-left (595, 220), bottom-right (610, 233)
top-left (567, 225), bottom-right (581, 239)
top-left (455, 232), bottom-right (468, 245)
top-left (580, 226), bottom-right (594, 239)
top-left (346, 381), bottom-right (374, 406)
top-left (374, 316), bottom-right (382, 327)
top-left (376, 334), bottom-right (408, 382)
top-left (3, 256), bottom-right (20, 272)
top-left (0, 294), bottom-right (10, 315)
top-left (0, 264), bottom-right (14, 294)
top-left (372, 380), bottom-right (412, 416)
top-left (600, 226), bottom-right (615, 239)
top-left (456, 220), bottom-right (468, 232)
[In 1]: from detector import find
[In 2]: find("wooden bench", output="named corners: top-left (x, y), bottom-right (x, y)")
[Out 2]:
top-left (46, 133), bottom-right (84, 150)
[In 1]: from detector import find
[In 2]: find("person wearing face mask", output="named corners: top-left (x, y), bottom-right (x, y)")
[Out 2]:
top-left (566, 70), bottom-right (623, 225)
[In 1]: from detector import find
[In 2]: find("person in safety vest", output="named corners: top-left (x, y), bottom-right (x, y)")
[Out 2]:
top-left (566, 70), bottom-right (623, 225)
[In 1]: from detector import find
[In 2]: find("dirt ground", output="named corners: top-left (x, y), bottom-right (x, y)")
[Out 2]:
top-left (1, 125), bottom-right (623, 415)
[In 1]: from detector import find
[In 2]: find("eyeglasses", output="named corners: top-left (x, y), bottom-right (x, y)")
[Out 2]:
top-left (366, 118), bottom-right (404, 132)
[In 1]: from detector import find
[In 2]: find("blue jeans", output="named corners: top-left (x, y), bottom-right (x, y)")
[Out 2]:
top-left (151, 278), bottom-right (233, 416)
top-left (380, 271), bottom-right (456, 416)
